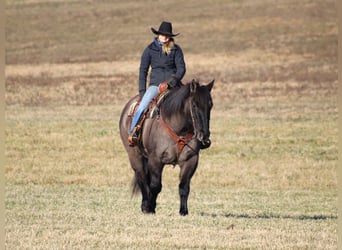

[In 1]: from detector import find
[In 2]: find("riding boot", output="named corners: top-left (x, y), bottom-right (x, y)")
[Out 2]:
top-left (128, 125), bottom-right (140, 146)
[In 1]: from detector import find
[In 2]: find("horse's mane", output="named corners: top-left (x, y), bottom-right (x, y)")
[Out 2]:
top-left (161, 83), bottom-right (190, 118)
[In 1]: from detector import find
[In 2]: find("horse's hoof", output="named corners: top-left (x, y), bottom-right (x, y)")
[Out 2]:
top-left (179, 210), bottom-right (188, 216)
top-left (142, 210), bottom-right (155, 215)
top-left (141, 207), bottom-right (155, 214)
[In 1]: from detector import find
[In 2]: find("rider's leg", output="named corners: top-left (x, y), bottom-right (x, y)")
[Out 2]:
top-left (128, 86), bottom-right (159, 143)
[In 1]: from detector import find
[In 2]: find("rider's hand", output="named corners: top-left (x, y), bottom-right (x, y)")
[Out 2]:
top-left (167, 75), bottom-right (179, 88)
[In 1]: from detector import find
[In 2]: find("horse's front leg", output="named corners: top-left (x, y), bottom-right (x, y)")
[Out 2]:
top-left (179, 180), bottom-right (190, 216)
top-left (179, 155), bottom-right (199, 216)
top-left (147, 159), bottom-right (163, 213)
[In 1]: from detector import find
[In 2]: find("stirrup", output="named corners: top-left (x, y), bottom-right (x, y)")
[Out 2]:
top-left (128, 127), bottom-right (140, 146)
top-left (128, 133), bottom-right (138, 146)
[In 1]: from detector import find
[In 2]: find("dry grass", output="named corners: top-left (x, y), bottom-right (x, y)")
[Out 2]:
top-left (5, 184), bottom-right (337, 249)
top-left (5, 99), bottom-right (337, 189)
top-left (5, 0), bottom-right (337, 64)
top-left (4, 0), bottom-right (337, 248)
top-left (5, 95), bottom-right (338, 248)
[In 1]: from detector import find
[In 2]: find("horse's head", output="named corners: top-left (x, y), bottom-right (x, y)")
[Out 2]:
top-left (189, 79), bottom-right (214, 149)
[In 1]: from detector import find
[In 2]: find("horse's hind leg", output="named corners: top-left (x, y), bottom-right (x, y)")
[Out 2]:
top-left (147, 159), bottom-right (163, 213)
top-left (134, 169), bottom-right (151, 213)
top-left (179, 156), bottom-right (199, 216)
top-left (130, 156), bottom-right (153, 213)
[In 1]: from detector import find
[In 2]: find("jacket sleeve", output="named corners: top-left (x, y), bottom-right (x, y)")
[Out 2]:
top-left (173, 45), bottom-right (186, 81)
top-left (138, 47), bottom-right (151, 96)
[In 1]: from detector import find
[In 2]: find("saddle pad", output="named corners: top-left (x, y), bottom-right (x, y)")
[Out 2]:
top-left (128, 89), bottom-right (170, 118)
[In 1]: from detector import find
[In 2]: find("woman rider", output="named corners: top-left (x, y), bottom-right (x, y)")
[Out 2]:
top-left (128, 21), bottom-right (186, 146)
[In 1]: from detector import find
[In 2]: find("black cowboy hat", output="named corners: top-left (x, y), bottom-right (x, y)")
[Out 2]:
top-left (151, 21), bottom-right (179, 37)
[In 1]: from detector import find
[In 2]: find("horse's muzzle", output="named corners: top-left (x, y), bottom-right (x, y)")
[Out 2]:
top-left (200, 138), bottom-right (211, 149)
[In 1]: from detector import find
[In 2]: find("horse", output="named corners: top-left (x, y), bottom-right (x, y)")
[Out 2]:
top-left (119, 79), bottom-right (214, 215)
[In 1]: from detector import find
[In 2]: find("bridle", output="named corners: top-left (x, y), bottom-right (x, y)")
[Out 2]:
top-left (159, 88), bottom-right (211, 154)
top-left (189, 92), bottom-right (211, 149)
top-left (159, 116), bottom-right (193, 155)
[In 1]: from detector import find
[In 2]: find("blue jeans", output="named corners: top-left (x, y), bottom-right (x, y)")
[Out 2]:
top-left (129, 85), bottom-right (159, 133)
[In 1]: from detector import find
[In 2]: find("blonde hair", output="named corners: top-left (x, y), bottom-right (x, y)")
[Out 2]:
top-left (162, 40), bottom-right (174, 55)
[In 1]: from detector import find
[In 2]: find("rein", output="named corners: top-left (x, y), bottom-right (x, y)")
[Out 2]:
top-left (159, 91), bottom-right (203, 155)
top-left (159, 115), bottom-right (193, 155)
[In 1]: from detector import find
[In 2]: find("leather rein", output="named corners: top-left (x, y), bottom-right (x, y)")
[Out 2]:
top-left (159, 116), bottom-right (193, 155)
top-left (159, 95), bottom-right (197, 155)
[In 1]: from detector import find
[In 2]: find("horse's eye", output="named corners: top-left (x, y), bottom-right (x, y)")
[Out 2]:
top-left (208, 99), bottom-right (213, 108)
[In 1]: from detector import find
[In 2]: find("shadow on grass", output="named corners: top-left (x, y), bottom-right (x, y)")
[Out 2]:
top-left (200, 212), bottom-right (337, 221)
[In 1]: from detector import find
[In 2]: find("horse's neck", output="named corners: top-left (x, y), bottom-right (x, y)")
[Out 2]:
top-left (160, 87), bottom-right (192, 134)
top-left (161, 105), bottom-right (191, 135)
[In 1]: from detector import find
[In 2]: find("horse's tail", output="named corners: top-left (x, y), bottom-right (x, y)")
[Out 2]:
top-left (131, 176), bottom-right (140, 196)
top-left (131, 158), bottom-right (148, 196)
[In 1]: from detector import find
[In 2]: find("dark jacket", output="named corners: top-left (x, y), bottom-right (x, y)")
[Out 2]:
top-left (138, 38), bottom-right (186, 97)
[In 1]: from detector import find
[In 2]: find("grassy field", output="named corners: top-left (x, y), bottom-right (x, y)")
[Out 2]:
top-left (5, 0), bottom-right (337, 249)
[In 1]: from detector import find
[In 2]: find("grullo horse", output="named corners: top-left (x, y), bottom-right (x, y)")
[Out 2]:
top-left (119, 79), bottom-right (214, 215)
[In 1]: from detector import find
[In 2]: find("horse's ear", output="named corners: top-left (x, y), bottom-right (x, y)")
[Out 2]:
top-left (190, 79), bottom-right (197, 93)
top-left (207, 79), bottom-right (215, 92)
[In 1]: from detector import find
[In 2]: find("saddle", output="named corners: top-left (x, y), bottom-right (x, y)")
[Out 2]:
top-left (128, 86), bottom-right (170, 144)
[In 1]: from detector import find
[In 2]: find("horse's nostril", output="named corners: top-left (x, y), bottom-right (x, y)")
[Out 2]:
top-left (200, 138), bottom-right (211, 149)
